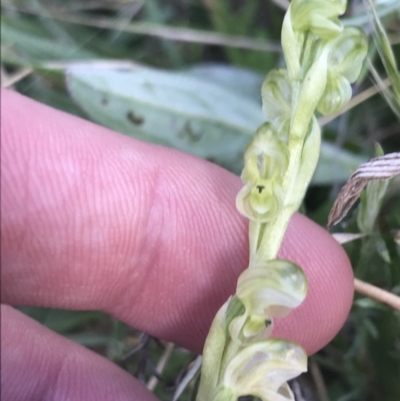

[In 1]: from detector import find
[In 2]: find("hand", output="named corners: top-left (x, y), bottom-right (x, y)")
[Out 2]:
top-left (1, 89), bottom-right (353, 401)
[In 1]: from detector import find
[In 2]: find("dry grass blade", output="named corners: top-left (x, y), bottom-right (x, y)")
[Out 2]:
top-left (332, 233), bottom-right (367, 244)
top-left (0, 67), bottom-right (33, 88)
top-left (327, 152), bottom-right (400, 228)
top-left (354, 278), bottom-right (400, 312)
top-left (309, 359), bottom-right (330, 401)
top-left (146, 342), bottom-right (175, 391)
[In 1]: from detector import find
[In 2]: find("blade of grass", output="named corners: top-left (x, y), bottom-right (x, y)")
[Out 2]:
top-left (365, 0), bottom-right (400, 117)
top-left (343, 0), bottom-right (400, 28)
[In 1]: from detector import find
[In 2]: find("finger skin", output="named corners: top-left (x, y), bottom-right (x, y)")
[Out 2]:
top-left (1, 89), bottom-right (354, 355)
top-left (1, 305), bottom-right (157, 401)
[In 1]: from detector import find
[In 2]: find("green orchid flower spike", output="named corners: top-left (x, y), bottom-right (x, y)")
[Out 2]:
top-left (196, 1), bottom-right (367, 401)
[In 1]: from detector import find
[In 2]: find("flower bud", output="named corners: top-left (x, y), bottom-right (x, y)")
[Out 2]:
top-left (317, 72), bottom-right (351, 115)
top-left (328, 27), bottom-right (368, 83)
top-left (316, 27), bottom-right (367, 115)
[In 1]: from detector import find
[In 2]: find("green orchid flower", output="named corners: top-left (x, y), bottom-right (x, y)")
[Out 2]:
top-left (229, 260), bottom-right (308, 343)
top-left (214, 339), bottom-right (307, 401)
top-left (236, 123), bottom-right (289, 222)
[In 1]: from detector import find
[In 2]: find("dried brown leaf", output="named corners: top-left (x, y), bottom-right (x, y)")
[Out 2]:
top-left (332, 233), bottom-right (367, 244)
top-left (327, 152), bottom-right (400, 228)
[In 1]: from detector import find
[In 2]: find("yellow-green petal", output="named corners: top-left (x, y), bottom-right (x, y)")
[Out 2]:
top-left (223, 339), bottom-right (307, 401)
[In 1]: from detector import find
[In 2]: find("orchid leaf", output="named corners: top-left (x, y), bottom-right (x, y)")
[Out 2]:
top-left (66, 62), bottom-right (366, 182)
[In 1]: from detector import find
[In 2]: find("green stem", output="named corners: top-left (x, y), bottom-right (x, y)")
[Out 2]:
top-left (256, 138), bottom-right (303, 261)
top-left (249, 220), bottom-right (262, 262)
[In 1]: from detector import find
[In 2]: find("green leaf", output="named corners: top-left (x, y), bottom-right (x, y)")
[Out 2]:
top-left (312, 141), bottom-right (367, 184)
top-left (66, 62), bottom-right (260, 172)
top-left (66, 62), bottom-right (367, 181)
top-left (187, 64), bottom-right (264, 100)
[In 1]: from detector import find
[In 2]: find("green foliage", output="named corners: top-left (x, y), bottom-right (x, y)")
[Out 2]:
top-left (365, 0), bottom-right (400, 119)
top-left (203, 0), bottom-right (278, 71)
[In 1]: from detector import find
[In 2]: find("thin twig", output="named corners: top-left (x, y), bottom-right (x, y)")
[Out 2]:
top-left (309, 359), bottom-right (330, 401)
top-left (1, 67), bottom-right (33, 88)
top-left (319, 78), bottom-right (392, 127)
top-left (1, 5), bottom-right (282, 53)
top-left (354, 278), bottom-right (400, 312)
top-left (146, 342), bottom-right (175, 392)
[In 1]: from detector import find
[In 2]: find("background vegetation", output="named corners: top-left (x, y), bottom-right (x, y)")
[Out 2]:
top-left (2, 1), bottom-right (399, 400)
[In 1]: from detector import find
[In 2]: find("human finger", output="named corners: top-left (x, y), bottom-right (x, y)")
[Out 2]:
top-left (1, 89), bottom-right (353, 354)
top-left (1, 305), bottom-right (158, 401)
